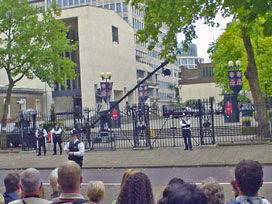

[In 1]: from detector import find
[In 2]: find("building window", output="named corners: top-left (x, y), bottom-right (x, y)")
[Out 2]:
top-left (35, 99), bottom-right (41, 114)
top-left (123, 17), bottom-right (128, 22)
top-left (110, 3), bottom-right (115, 10)
top-left (137, 70), bottom-right (145, 79)
top-left (112, 26), bottom-right (119, 43)
top-left (104, 4), bottom-right (109, 9)
top-left (123, 2), bottom-right (127, 12)
top-left (63, 0), bottom-right (67, 6)
top-left (117, 3), bottom-right (121, 12)
top-left (57, 0), bottom-right (62, 7)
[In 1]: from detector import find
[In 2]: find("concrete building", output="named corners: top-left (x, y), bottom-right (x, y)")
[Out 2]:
top-left (179, 63), bottom-right (223, 102)
top-left (36, 0), bottom-right (180, 107)
top-left (0, 5), bottom-right (137, 116)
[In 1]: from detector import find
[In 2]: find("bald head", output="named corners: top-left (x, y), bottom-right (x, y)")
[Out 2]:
top-left (58, 161), bottom-right (82, 192)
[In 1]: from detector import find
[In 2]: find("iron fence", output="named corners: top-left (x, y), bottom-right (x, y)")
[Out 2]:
top-left (1, 99), bottom-right (272, 150)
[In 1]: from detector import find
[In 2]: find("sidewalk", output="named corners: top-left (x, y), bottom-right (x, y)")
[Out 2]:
top-left (0, 143), bottom-right (272, 170)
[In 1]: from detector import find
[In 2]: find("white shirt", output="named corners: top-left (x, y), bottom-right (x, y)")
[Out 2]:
top-left (180, 118), bottom-right (191, 129)
top-left (64, 138), bottom-right (85, 157)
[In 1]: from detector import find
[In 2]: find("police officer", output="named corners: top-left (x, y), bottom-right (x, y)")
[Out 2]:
top-left (35, 123), bottom-right (47, 156)
top-left (180, 113), bottom-right (193, 151)
top-left (51, 123), bottom-right (63, 155)
top-left (64, 128), bottom-right (85, 168)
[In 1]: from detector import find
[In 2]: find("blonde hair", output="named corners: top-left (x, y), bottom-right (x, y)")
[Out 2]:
top-left (49, 168), bottom-right (58, 192)
top-left (199, 177), bottom-right (224, 204)
top-left (120, 169), bottom-right (140, 190)
top-left (0, 193), bottom-right (4, 204)
top-left (86, 181), bottom-right (105, 203)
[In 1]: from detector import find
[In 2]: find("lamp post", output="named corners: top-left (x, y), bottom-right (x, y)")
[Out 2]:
top-left (17, 100), bottom-right (25, 150)
top-left (224, 60), bottom-right (242, 123)
top-left (100, 72), bottom-right (113, 109)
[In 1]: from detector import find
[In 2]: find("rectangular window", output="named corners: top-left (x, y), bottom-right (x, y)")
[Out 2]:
top-left (54, 82), bottom-right (59, 91)
top-left (123, 17), bottom-right (128, 22)
top-left (69, 0), bottom-right (73, 5)
top-left (67, 80), bottom-right (71, 90)
top-left (117, 3), bottom-right (121, 13)
top-left (35, 99), bottom-right (41, 114)
top-left (75, 0), bottom-right (79, 4)
top-left (188, 59), bottom-right (193, 64)
top-left (104, 4), bottom-right (109, 9)
top-left (110, 3), bottom-right (115, 10)
top-left (123, 2), bottom-right (128, 12)
top-left (58, 0), bottom-right (62, 7)
top-left (112, 26), bottom-right (119, 43)
top-left (181, 59), bottom-right (187, 64)
top-left (80, 0), bottom-right (85, 3)
top-left (63, 0), bottom-right (67, 6)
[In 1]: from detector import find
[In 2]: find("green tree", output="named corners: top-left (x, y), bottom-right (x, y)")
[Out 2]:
top-left (127, 0), bottom-right (272, 137)
top-left (210, 20), bottom-right (272, 98)
top-left (0, 0), bottom-right (77, 146)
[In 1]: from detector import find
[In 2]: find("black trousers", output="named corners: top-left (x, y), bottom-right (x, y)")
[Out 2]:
top-left (182, 129), bottom-right (192, 149)
top-left (53, 135), bottom-right (62, 154)
top-left (37, 138), bottom-right (46, 155)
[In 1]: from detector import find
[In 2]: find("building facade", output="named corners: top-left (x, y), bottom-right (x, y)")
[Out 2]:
top-left (179, 63), bottom-right (223, 102)
top-left (0, 5), bottom-right (137, 116)
top-left (33, 0), bottom-right (180, 107)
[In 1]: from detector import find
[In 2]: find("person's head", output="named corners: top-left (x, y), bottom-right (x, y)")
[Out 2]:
top-left (165, 183), bottom-right (207, 204)
top-left (4, 172), bottom-right (20, 193)
top-left (158, 179), bottom-right (185, 204)
top-left (70, 128), bottom-right (79, 141)
top-left (120, 169), bottom-right (140, 190)
top-left (199, 177), bottom-right (224, 204)
top-left (117, 172), bottom-right (154, 204)
top-left (182, 113), bottom-right (187, 119)
top-left (39, 124), bottom-right (43, 129)
top-left (49, 168), bottom-right (59, 193)
top-left (86, 181), bottom-right (105, 203)
top-left (58, 161), bottom-right (82, 193)
top-left (20, 168), bottom-right (42, 195)
top-left (168, 178), bottom-right (185, 186)
top-left (55, 123), bottom-right (60, 128)
top-left (234, 160), bottom-right (263, 196)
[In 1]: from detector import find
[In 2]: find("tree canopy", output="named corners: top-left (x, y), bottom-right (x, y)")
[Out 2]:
top-left (127, 0), bottom-right (271, 62)
top-left (0, 0), bottom-right (77, 145)
top-left (210, 20), bottom-right (272, 97)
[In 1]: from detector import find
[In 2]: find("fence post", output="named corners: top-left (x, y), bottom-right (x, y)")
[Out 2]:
top-left (198, 99), bottom-right (204, 145)
top-left (209, 97), bottom-right (216, 145)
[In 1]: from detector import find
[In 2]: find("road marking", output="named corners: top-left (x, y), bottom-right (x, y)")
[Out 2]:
top-left (43, 182), bottom-right (272, 186)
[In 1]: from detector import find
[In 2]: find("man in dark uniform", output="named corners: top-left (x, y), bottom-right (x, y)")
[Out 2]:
top-left (64, 128), bottom-right (85, 168)
top-left (35, 124), bottom-right (47, 156)
top-left (51, 123), bottom-right (63, 155)
top-left (180, 113), bottom-right (193, 150)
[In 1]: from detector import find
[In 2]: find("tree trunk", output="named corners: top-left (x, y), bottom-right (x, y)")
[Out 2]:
top-left (0, 84), bottom-right (13, 148)
top-left (241, 27), bottom-right (269, 138)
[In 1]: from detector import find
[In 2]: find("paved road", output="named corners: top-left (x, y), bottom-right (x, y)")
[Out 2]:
top-left (1, 167), bottom-right (272, 204)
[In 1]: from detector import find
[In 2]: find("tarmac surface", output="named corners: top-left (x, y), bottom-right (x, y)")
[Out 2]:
top-left (0, 143), bottom-right (272, 170)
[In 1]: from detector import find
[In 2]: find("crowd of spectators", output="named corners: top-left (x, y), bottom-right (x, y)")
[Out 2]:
top-left (0, 159), bottom-right (270, 204)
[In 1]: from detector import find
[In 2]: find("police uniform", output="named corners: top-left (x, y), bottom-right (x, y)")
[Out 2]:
top-left (35, 125), bottom-right (47, 156)
top-left (51, 124), bottom-right (63, 155)
top-left (180, 114), bottom-right (193, 150)
top-left (64, 129), bottom-right (85, 168)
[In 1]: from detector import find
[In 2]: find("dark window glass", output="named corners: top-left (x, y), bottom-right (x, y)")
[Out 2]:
top-left (69, 0), bottom-right (73, 5)
top-left (63, 0), bottom-right (67, 6)
top-left (75, 0), bottom-right (79, 4)
top-left (104, 4), bottom-right (109, 9)
top-left (112, 26), bottom-right (119, 43)
top-left (67, 80), bottom-right (71, 90)
top-left (58, 0), bottom-right (62, 7)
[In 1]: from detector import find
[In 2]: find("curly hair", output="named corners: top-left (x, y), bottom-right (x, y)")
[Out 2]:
top-left (235, 160), bottom-right (263, 196)
top-left (199, 177), bottom-right (224, 204)
top-left (120, 169), bottom-right (140, 190)
top-left (117, 172), bottom-right (155, 204)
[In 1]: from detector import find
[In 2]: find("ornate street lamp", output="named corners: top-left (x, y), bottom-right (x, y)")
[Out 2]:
top-left (100, 72), bottom-right (113, 109)
top-left (224, 60), bottom-right (242, 123)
